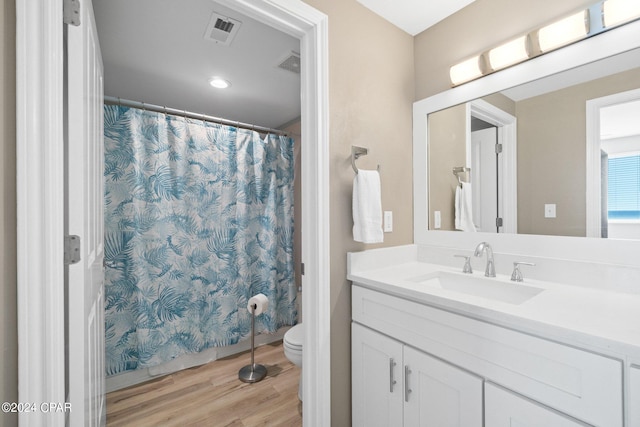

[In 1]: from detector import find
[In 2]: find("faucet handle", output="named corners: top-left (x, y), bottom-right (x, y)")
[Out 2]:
top-left (511, 261), bottom-right (536, 282)
top-left (454, 255), bottom-right (473, 274)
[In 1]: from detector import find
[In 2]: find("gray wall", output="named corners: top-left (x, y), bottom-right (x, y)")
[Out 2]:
top-left (428, 104), bottom-right (466, 230)
top-left (517, 68), bottom-right (640, 236)
top-left (414, 0), bottom-right (596, 99)
top-left (300, 1), bottom-right (415, 425)
top-left (1, 0), bottom-right (17, 426)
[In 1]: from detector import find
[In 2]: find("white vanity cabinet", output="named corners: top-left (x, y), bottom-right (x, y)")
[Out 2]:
top-left (403, 344), bottom-right (482, 426)
top-left (631, 365), bottom-right (640, 427)
top-left (351, 284), bottom-right (624, 427)
top-left (485, 383), bottom-right (587, 427)
top-left (352, 322), bottom-right (482, 427)
top-left (352, 322), bottom-right (403, 427)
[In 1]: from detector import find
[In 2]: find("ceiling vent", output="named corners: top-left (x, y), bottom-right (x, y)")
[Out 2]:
top-left (277, 51), bottom-right (301, 74)
top-left (204, 12), bottom-right (241, 46)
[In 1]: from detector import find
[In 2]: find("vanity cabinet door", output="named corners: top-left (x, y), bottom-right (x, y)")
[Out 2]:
top-left (485, 383), bottom-right (587, 427)
top-left (630, 365), bottom-right (640, 427)
top-left (404, 346), bottom-right (483, 427)
top-left (352, 323), bottom-right (404, 427)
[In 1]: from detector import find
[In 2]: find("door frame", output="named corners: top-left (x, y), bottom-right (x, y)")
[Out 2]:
top-left (16, 1), bottom-right (66, 425)
top-left (16, 1), bottom-right (331, 426)
top-left (586, 87), bottom-right (640, 238)
top-left (467, 100), bottom-right (518, 234)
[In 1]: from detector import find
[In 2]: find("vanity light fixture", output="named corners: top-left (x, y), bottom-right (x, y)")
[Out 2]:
top-left (209, 77), bottom-right (231, 89)
top-left (537, 10), bottom-right (590, 52)
top-left (603, 0), bottom-right (640, 28)
top-left (449, 55), bottom-right (483, 86)
top-left (449, 6), bottom-right (594, 86)
top-left (488, 35), bottom-right (530, 71)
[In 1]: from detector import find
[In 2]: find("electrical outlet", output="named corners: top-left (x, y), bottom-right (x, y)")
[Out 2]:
top-left (383, 211), bottom-right (393, 232)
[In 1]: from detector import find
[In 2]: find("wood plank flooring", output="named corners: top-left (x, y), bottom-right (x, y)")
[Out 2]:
top-left (106, 341), bottom-right (302, 427)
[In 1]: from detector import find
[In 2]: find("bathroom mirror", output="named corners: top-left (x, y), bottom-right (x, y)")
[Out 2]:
top-left (414, 19), bottom-right (640, 242)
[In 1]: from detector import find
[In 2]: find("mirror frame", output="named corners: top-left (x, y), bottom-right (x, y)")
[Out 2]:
top-left (413, 18), bottom-right (640, 263)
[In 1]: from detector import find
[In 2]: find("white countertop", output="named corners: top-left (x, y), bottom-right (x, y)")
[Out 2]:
top-left (348, 247), bottom-right (640, 361)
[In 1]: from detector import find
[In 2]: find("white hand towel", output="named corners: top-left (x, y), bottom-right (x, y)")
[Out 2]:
top-left (353, 170), bottom-right (384, 243)
top-left (455, 182), bottom-right (476, 232)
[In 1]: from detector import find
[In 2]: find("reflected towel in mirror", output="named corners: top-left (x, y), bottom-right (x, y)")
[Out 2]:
top-left (455, 182), bottom-right (477, 232)
top-left (353, 170), bottom-right (384, 243)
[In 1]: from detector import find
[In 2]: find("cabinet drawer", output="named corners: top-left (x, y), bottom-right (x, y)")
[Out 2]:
top-left (352, 285), bottom-right (623, 427)
top-left (485, 383), bottom-right (588, 426)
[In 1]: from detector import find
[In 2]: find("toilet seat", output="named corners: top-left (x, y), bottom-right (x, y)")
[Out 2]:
top-left (284, 323), bottom-right (303, 349)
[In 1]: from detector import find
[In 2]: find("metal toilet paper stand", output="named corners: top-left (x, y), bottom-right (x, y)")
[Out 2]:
top-left (238, 302), bottom-right (267, 383)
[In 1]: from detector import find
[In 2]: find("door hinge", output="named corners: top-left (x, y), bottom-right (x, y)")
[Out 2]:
top-left (64, 235), bottom-right (81, 265)
top-left (496, 217), bottom-right (503, 228)
top-left (495, 143), bottom-right (503, 154)
top-left (63, 0), bottom-right (81, 26)
top-left (301, 263), bottom-right (305, 276)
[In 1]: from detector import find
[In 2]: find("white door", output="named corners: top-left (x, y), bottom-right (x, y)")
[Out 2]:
top-left (403, 346), bottom-right (482, 427)
top-left (485, 383), bottom-right (586, 427)
top-left (471, 127), bottom-right (499, 232)
top-left (352, 323), bottom-right (404, 427)
top-left (66, 0), bottom-right (106, 425)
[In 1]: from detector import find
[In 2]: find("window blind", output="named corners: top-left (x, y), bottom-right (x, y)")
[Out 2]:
top-left (608, 154), bottom-right (640, 220)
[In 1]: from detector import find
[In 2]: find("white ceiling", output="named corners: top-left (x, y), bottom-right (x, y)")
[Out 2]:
top-left (93, 0), bottom-right (477, 129)
top-left (93, 0), bottom-right (300, 129)
top-left (356, 0), bottom-right (477, 36)
top-left (601, 100), bottom-right (640, 142)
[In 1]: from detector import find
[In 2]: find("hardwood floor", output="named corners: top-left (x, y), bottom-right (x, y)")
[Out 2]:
top-left (106, 341), bottom-right (303, 427)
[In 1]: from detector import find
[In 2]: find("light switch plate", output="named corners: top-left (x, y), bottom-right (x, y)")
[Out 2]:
top-left (383, 211), bottom-right (393, 232)
top-left (434, 211), bottom-right (441, 229)
top-left (545, 204), bottom-right (556, 218)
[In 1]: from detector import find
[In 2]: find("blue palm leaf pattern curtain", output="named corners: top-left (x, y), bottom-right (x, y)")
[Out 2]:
top-left (104, 105), bottom-right (297, 375)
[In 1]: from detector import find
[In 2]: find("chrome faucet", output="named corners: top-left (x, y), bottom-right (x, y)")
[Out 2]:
top-left (474, 242), bottom-right (496, 277)
top-left (511, 261), bottom-right (536, 282)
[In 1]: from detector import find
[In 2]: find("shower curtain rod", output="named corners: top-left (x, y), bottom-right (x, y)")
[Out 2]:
top-left (103, 96), bottom-right (288, 136)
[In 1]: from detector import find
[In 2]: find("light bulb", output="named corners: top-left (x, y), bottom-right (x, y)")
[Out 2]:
top-left (209, 77), bottom-right (231, 89)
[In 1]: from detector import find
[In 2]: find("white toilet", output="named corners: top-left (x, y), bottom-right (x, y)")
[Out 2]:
top-left (283, 323), bottom-right (303, 400)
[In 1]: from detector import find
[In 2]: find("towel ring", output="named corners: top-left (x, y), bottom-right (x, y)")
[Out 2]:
top-left (352, 146), bottom-right (380, 174)
top-left (452, 166), bottom-right (471, 188)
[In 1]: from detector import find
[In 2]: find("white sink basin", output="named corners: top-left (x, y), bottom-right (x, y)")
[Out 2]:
top-left (408, 271), bottom-right (544, 305)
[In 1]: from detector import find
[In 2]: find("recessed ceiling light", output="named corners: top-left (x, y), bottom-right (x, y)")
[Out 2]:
top-left (209, 77), bottom-right (231, 89)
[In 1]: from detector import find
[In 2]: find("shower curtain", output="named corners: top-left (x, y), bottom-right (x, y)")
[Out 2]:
top-left (103, 105), bottom-right (297, 376)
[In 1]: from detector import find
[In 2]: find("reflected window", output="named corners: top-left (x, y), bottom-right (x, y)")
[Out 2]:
top-left (608, 153), bottom-right (640, 220)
